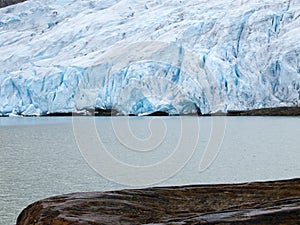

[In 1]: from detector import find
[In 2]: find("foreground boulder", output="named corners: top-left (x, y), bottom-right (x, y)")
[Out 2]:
top-left (17, 178), bottom-right (300, 225)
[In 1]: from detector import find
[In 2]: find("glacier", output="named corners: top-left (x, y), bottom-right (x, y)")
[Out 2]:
top-left (0, 0), bottom-right (299, 116)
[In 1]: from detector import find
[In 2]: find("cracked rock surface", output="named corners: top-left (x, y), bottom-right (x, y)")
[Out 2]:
top-left (17, 178), bottom-right (300, 225)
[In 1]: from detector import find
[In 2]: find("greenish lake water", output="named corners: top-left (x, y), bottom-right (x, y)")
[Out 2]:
top-left (0, 117), bottom-right (299, 225)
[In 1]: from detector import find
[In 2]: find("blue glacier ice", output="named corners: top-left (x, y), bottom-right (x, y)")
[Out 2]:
top-left (0, 0), bottom-right (299, 116)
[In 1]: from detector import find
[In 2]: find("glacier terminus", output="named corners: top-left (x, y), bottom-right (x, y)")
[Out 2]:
top-left (0, 0), bottom-right (299, 116)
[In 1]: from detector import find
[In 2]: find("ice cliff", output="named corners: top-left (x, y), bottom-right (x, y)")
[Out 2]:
top-left (0, 0), bottom-right (299, 116)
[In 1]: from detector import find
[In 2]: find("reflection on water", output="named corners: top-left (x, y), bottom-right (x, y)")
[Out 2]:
top-left (0, 116), bottom-right (299, 225)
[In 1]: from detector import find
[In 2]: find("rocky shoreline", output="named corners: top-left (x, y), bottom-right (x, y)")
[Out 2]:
top-left (226, 107), bottom-right (300, 116)
top-left (17, 178), bottom-right (300, 225)
top-left (1, 106), bottom-right (300, 117)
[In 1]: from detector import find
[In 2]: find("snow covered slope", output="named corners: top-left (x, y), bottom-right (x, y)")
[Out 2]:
top-left (0, 0), bottom-right (299, 115)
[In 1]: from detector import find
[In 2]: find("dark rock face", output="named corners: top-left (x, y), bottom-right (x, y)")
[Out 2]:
top-left (17, 179), bottom-right (300, 225)
top-left (227, 107), bottom-right (300, 116)
top-left (0, 0), bottom-right (26, 8)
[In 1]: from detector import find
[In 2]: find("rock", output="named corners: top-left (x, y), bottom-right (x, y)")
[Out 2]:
top-left (227, 107), bottom-right (300, 116)
top-left (16, 178), bottom-right (300, 225)
top-left (0, 0), bottom-right (26, 8)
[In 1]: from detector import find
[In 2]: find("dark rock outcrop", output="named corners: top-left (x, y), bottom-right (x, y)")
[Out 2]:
top-left (1, 107), bottom-right (300, 117)
top-left (0, 0), bottom-right (26, 8)
top-left (227, 107), bottom-right (300, 116)
top-left (17, 178), bottom-right (300, 225)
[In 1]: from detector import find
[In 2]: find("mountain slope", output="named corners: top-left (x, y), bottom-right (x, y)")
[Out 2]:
top-left (0, 0), bottom-right (299, 115)
top-left (0, 0), bottom-right (26, 8)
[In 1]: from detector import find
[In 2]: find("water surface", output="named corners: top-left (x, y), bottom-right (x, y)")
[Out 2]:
top-left (0, 116), bottom-right (299, 225)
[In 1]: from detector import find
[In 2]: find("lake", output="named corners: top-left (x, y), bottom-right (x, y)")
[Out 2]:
top-left (0, 116), bottom-right (299, 225)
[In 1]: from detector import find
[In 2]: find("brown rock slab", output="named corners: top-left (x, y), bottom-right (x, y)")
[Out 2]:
top-left (17, 178), bottom-right (300, 225)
